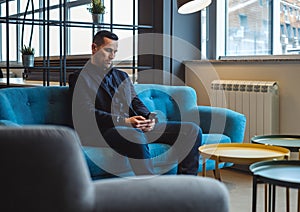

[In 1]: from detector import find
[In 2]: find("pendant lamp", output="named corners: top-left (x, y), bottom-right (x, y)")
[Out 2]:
top-left (177, 0), bottom-right (212, 14)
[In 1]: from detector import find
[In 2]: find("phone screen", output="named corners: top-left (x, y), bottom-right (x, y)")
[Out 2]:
top-left (148, 112), bottom-right (157, 120)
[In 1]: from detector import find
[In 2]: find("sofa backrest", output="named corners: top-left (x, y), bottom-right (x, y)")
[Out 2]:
top-left (0, 86), bottom-right (72, 126)
top-left (0, 84), bottom-right (198, 125)
top-left (0, 126), bottom-right (94, 212)
top-left (134, 84), bottom-right (197, 122)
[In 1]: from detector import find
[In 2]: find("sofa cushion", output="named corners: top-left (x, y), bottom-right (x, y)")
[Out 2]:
top-left (82, 144), bottom-right (177, 179)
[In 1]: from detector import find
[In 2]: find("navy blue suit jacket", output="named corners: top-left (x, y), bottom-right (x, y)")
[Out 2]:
top-left (69, 61), bottom-right (150, 131)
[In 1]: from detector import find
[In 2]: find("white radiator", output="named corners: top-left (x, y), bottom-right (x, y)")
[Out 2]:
top-left (211, 80), bottom-right (279, 142)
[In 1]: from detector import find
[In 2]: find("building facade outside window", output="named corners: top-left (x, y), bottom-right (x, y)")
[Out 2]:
top-left (219, 0), bottom-right (300, 57)
top-left (280, 0), bottom-right (300, 54)
top-left (226, 0), bottom-right (272, 56)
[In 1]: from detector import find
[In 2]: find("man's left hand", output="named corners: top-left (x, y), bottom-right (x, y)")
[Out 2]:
top-left (142, 118), bottom-right (155, 132)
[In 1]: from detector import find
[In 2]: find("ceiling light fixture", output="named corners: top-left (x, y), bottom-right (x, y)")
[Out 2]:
top-left (177, 0), bottom-right (212, 14)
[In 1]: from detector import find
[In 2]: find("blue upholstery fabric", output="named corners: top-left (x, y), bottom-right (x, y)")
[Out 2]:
top-left (83, 144), bottom-right (177, 180)
top-left (195, 106), bottom-right (246, 143)
top-left (135, 84), bottom-right (197, 122)
top-left (202, 134), bottom-right (231, 145)
top-left (0, 87), bottom-right (72, 126)
top-left (0, 86), bottom-right (177, 179)
top-left (0, 120), bottom-right (21, 126)
top-left (134, 84), bottom-right (246, 172)
top-left (0, 84), bottom-right (246, 178)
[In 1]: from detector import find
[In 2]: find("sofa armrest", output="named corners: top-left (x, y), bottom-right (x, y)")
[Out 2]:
top-left (93, 175), bottom-right (229, 212)
top-left (0, 120), bottom-right (21, 127)
top-left (185, 106), bottom-right (246, 143)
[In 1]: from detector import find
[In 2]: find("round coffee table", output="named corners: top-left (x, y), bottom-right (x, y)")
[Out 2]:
top-left (199, 143), bottom-right (290, 180)
top-left (251, 135), bottom-right (300, 158)
top-left (251, 135), bottom-right (300, 212)
top-left (250, 160), bottom-right (300, 212)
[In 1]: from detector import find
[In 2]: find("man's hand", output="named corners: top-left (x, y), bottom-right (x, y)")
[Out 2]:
top-left (125, 116), bottom-right (155, 132)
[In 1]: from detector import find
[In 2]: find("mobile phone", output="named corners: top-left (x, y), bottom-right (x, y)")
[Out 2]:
top-left (148, 112), bottom-right (157, 120)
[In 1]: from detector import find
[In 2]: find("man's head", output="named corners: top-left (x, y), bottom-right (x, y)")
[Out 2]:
top-left (91, 30), bottom-right (119, 70)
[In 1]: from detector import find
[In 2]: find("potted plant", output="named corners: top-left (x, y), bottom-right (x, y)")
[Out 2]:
top-left (20, 45), bottom-right (35, 68)
top-left (87, 0), bottom-right (105, 24)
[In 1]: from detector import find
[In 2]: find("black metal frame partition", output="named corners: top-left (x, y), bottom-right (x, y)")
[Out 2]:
top-left (0, 0), bottom-right (153, 87)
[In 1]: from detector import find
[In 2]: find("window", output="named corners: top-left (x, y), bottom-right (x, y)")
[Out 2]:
top-left (215, 0), bottom-right (300, 57)
top-left (69, 3), bottom-right (93, 55)
top-left (225, 0), bottom-right (272, 56)
top-left (0, 0), bottom-right (138, 61)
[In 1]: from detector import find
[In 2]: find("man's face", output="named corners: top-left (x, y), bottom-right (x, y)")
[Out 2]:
top-left (91, 37), bottom-right (118, 70)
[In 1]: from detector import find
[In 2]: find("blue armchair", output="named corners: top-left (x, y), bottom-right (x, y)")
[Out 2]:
top-left (0, 84), bottom-right (246, 179)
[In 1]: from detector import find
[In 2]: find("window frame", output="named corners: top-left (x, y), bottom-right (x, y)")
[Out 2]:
top-left (209, 0), bottom-right (300, 60)
top-left (0, 0), bottom-right (139, 61)
top-left (0, 0), bottom-right (141, 84)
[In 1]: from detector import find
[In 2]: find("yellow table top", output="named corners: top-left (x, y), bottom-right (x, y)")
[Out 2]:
top-left (199, 143), bottom-right (290, 165)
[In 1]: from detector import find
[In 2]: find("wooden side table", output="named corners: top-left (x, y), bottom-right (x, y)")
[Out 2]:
top-left (199, 143), bottom-right (290, 180)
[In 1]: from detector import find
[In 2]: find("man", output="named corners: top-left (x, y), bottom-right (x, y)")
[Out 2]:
top-left (69, 30), bottom-right (202, 175)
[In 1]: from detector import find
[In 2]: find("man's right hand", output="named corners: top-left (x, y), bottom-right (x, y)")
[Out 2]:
top-left (125, 116), bottom-right (155, 132)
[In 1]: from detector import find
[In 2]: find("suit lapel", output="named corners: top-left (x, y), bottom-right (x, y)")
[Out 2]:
top-left (99, 79), bottom-right (113, 99)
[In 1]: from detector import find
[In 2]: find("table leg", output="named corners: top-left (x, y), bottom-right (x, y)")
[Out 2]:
top-left (286, 188), bottom-right (290, 212)
top-left (265, 184), bottom-right (268, 212)
top-left (298, 150), bottom-right (300, 212)
top-left (298, 151), bottom-right (300, 212)
top-left (215, 156), bottom-right (221, 181)
top-left (202, 158), bottom-right (206, 177)
top-left (297, 189), bottom-right (300, 212)
top-left (268, 184), bottom-right (272, 212)
top-left (252, 176), bottom-right (258, 212)
top-left (272, 185), bottom-right (276, 212)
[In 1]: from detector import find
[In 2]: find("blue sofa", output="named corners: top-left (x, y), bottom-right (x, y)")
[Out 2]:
top-left (0, 84), bottom-right (246, 179)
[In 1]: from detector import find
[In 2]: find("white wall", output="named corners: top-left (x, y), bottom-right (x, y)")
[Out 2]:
top-left (185, 60), bottom-right (300, 135)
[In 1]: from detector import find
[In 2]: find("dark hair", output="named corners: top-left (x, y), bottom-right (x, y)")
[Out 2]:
top-left (93, 30), bottom-right (118, 46)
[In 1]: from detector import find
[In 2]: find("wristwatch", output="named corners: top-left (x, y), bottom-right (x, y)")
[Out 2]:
top-left (116, 116), bottom-right (125, 124)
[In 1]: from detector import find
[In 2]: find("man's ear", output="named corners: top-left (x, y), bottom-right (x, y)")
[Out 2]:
top-left (91, 43), bottom-right (98, 54)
